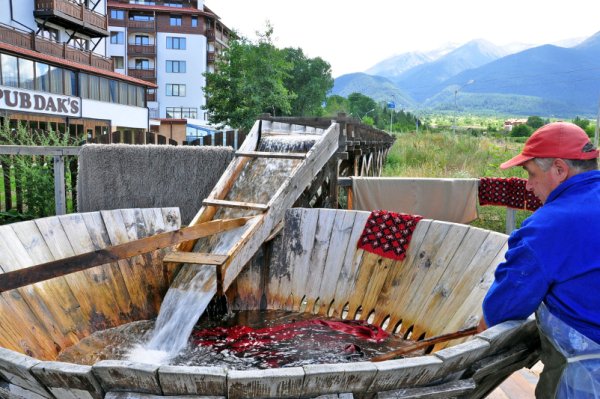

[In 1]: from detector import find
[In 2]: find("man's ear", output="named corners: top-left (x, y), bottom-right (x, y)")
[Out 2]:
top-left (553, 159), bottom-right (570, 182)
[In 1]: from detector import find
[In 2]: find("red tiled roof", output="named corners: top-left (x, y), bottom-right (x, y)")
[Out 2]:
top-left (108, 1), bottom-right (212, 16)
top-left (0, 41), bottom-right (158, 88)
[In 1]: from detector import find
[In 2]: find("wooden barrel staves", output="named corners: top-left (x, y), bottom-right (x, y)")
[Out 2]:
top-left (0, 207), bottom-right (539, 398)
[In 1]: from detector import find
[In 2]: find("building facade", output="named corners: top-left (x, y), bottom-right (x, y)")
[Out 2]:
top-left (0, 0), bottom-right (156, 143)
top-left (106, 0), bottom-right (230, 143)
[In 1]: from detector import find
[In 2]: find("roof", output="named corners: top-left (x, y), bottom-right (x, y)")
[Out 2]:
top-left (0, 41), bottom-right (158, 88)
top-left (108, 1), bottom-right (214, 16)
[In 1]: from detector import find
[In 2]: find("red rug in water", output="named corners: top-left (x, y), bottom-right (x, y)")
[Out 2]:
top-left (357, 210), bottom-right (423, 261)
top-left (191, 319), bottom-right (389, 367)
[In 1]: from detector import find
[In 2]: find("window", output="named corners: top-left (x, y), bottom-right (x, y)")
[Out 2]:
top-left (110, 9), bottom-right (124, 19)
top-left (166, 37), bottom-right (186, 49)
top-left (64, 69), bottom-right (76, 95)
top-left (110, 31), bottom-right (124, 44)
top-left (49, 66), bottom-right (64, 94)
top-left (135, 59), bottom-right (150, 70)
top-left (110, 80), bottom-right (119, 102)
top-left (1, 54), bottom-right (18, 87)
top-left (166, 60), bottom-right (186, 73)
top-left (37, 26), bottom-right (59, 42)
top-left (71, 37), bottom-right (89, 50)
top-left (79, 73), bottom-right (89, 98)
top-left (130, 0), bottom-right (155, 4)
top-left (18, 58), bottom-right (34, 90)
top-left (167, 107), bottom-right (197, 119)
top-left (191, 16), bottom-right (198, 27)
top-left (164, 2), bottom-right (183, 7)
top-left (119, 82), bottom-right (128, 105)
top-left (99, 77), bottom-right (110, 102)
top-left (135, 35), bottom-right (149, 45)
top-left (130, 14), bottom-right (154, 21)
top-left (112, 56), bottom-right (124, 69)
top-left (88, 74), bottom-right (100, 100)
top-left (35, 62), bottom-right (49, 91)
top-left (166, 84), bottom-right (185, 96)
top-left (170, 15), bottom-right (182, 26)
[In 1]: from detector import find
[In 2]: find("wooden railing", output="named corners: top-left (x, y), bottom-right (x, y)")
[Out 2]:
top-left (127, 44), bottom-right (156, 55)
top-left (128, 68), bottom-right (156, 80)
top-left (34, 0), bottom-right (107, 32)
top-left (127, 20), bottom-right (156, 31)
top-left (0, 23), bottom-right (113, 71)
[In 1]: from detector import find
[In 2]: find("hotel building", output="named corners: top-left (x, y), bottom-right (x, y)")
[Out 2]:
top-left (0, 0), bottom-right (156, 143)
top-left (106, 0), bottom-right (231, 144)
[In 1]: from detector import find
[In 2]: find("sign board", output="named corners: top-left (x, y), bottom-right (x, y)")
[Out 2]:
top-left (0, 85), bottom-right (82, 118)
top-left (387, 101), bottom-right (396, 109)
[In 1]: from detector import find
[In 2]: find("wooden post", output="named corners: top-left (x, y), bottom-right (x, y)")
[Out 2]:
top-left (53, 155), bottom-right (66, 215)
top-left (505, 208), bottom-right (516, 234)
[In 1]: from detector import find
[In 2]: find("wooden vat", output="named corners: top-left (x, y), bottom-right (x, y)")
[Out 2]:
top-left (0, 207), bottom-right (539, 398)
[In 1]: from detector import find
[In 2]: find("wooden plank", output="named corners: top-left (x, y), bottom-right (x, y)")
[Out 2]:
top-left (0, 145), bottom-right (81, 156)
top-left (370, 220), bottom-right (432, 328)
top-left (0, 216), bottom-right (251, 293)
top-left (424, 230), bottom-right (507, 347)
top-left (91, 360), bottom-right (161, 395)
top-left (202, 199), bottom-right (270, 211)
top-left (302, 209), bottom-right (338, 312)
top-left (0, 225), bottom-right (72, 357)
top-left (31, 361), bottom-right (104, 399)
top-left (432, 338), bottom-right (490, 377)
top-left (301, 362), bottom-right (377, 397)
top-left (410, 226), bottom-right (490, 339)
top-left (158, 365), bottom-right (227, 396)
top-left (367, 356), bottom-right (443, 393)
top-left (9, 219), bottom-right (89, 342)
top-left (315, 210), bottom-right (357, 316)
top-left (330, 211), bottom-right (371, 318)
top-left (376, 378), bottom-right (476, 399)
top-left (57, 213), bottom-right (124, 331)
top-left (0, 348), bottom-right (53, 398)
top-left (81, 211), bottom-right (135, 324)
top-left (227, 367), bottom-right (305, 399)
top-left (235, 151), bottom-right (307, 159)
top-left (163, 252), bottom-right (227, 265)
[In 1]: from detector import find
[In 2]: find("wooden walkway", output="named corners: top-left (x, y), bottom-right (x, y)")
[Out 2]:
top-left (488, 363), bottom-right (542, 398)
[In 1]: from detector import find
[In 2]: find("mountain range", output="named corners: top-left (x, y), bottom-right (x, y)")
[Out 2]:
top-left (331, 32), bottom-right (600, 118)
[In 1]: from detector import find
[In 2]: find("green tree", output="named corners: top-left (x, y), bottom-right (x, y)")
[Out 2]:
top-left (526, 116), bottom-right (544, 129)
top-left (203, 26), bottom-right (294, 132)
top-left (510, 124), bottom-right (533, 137)
top-left (282, 48), bottom-right (333, 117)
top-left (347, 92), bottom-right (377, 120)
top-left (323, 95), bottom-right (349, 116)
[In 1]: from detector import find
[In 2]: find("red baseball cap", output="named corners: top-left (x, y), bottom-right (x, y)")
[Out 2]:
top-left (500, 122), bottom-right (599, 169)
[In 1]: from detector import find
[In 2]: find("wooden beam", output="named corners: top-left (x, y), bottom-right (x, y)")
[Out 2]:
top-left (162, 252), bottom-right (227, 266)
top-left (235, 151), bottom-right (306, 159)
top-left (0, 145), bottom-right (81, 156)
top-left (202, 199), bottom-right (269, 211)
top-left (0, 217), bottom-right (253, 292)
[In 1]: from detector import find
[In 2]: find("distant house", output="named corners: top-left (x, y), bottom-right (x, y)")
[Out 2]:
top-left (503, 119), bottom-right (528, 132)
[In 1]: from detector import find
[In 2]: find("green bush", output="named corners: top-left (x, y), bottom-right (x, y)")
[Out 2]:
top-left (0, 122), bottom-right (73, 220)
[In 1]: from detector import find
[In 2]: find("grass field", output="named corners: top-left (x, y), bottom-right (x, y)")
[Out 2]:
top-left (382, 132), bottom-right (533, 233)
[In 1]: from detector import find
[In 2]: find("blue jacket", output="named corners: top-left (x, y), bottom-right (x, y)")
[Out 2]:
top-left (483, 170), bottom-right (600, 343)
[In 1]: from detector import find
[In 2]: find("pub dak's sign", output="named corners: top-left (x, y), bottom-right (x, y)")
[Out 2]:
top-left (0, 85), bottom-right (82, 118)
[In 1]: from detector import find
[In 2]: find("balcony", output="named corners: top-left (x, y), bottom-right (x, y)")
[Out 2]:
top-left (127, 20), bottom-right (156, 31)
top-left (128, 68), bottom-right (156, 81)
top-left (127, 44), bottom-right (156, 55)
top-left (0, 23), bottom-right (113, 71)
top-left (207, 51), bottom-right (216, 63)
top-left (34, 0), bottom-right (108, 37)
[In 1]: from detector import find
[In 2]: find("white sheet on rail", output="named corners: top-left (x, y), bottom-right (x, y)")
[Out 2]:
top-left (352, 177), bottom-right (479, 224)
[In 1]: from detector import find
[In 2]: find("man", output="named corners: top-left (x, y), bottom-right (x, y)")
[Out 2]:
top-left (480, 122), bottom-right (600, 398)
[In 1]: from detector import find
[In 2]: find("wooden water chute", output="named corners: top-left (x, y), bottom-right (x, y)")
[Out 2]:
top-left (164, 119), bottom-right (340, 305)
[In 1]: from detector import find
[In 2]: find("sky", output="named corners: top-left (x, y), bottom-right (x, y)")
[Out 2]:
top-left (205, 0), bottom-right (600, 77)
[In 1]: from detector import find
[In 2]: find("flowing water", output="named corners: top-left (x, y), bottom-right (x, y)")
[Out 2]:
top-left (58, 310), bottom-right (414, 369)
top-left (124, 134), bottom-right (320, 363)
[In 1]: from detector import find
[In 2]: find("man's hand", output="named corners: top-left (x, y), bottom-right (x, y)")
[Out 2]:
top-left (477, 318), bottom-right (488, 333)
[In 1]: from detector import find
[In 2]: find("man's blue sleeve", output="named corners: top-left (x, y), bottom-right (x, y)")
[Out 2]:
top-left (482, 237), bottom-right (550, 326)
